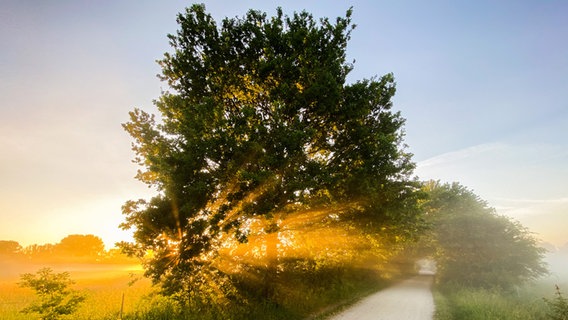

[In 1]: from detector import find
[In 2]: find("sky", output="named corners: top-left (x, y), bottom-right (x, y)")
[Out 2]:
top-left (1, 0), bottom-right (567, 248)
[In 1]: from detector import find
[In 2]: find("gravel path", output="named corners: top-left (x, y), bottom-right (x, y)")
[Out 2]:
top-left (327, 275), bottom-right (435, 320)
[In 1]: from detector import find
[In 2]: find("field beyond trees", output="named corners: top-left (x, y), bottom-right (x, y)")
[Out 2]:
top-left (0, 262), bottom-right (150, 320)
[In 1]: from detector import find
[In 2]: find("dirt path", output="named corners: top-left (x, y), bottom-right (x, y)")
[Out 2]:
top-left (327, 275), bottom-right (435, 320)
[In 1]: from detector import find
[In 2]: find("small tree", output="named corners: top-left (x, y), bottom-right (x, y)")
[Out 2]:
top-left (19, 268), bottom-right (85, 320)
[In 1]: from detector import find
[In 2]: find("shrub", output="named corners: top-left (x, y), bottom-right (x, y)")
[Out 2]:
top-left (544, 285), bottom-right (568, 320)
top-left (19, 267), bottom-right (85, 320)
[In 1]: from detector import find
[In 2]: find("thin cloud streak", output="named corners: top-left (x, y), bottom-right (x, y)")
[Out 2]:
top-left (416, 143), bottom-right (505, 168)
top-left (492, 197), bottom-right (568, 205)
top-left (415, 142), bottom-right (568, 246)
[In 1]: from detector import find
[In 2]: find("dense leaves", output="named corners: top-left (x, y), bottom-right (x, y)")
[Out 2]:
top-left (421, 181), bottom-right (547, 290)
top-left (120, 4), bottom-right (419, 296)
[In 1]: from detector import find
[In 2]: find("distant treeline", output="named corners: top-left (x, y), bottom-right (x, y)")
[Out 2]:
top-left (0, 234), bottom-right (136, 264)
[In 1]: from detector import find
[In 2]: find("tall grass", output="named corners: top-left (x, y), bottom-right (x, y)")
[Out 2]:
top-left (123, 266), bottom-right (393, 320)
top-left (0, 263), bottom-right (394, 320)
top-left (433, 279), bottom-right (568, 320)
top-left (0, 266), bottom-right (152, 320)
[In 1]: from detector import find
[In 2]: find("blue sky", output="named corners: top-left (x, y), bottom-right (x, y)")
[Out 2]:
top-left (1, 0), bottom-right (567, 247)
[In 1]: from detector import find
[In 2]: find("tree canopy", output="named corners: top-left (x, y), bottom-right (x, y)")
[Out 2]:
top-left (420, 181), bottom-right (547, 290)
top-left (0, 240), bottom-right (22, 257)
top-left (55, 234), bottom-right (105, 258)
top-left (120, 4), bottom-right (420, 296)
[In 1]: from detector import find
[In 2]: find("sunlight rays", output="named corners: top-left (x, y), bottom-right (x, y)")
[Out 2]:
top-left (214, 201), bottom-right (400, 281)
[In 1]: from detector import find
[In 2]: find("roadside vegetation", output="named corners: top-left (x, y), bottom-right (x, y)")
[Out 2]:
top-left (434, 280), bottom-right (568, 320)
top-left (420, 182), bottom-right (566, 320)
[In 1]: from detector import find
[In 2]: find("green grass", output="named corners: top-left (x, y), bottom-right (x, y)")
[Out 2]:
top-left (0, 263), bottom-right (394, 320)
top-left (15, 262), bottom-right (564, 320)
top-left (122, 267), bottom-right (393, 320)
top-left (433, 279), bottom-right (568, 320)
top-left (0, 265), bottom-right (152, 320)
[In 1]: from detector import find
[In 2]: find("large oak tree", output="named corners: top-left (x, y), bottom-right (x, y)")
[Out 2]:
top-left (120, 4), bottom-right (419, 295)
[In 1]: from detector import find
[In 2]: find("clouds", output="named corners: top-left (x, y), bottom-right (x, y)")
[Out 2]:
top-left (416, 142), bottom-right (568, 199)
top-left (417, 143), bottom-right (504, 169)
top-left (415, 142), bottom-right (568, 245)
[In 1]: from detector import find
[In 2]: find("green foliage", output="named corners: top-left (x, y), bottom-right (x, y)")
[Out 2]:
top-left (544, 286), bottom-right (568, 320)
top-left (120, 3), bottom-right (419, 297)
top-left (421, 181), bottom-right (547, 290)
top-left (19, 268), bottom-right (85, 320)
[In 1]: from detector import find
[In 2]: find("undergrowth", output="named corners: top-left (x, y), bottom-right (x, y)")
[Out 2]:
top-left (124, 267), bottom-right (392, 320)
top-left (1, 264), bottom-right (398, 320)
top-left (543, 285), bottom-right (568, 320)
top-left (434, 281), bottom-right (568, 320)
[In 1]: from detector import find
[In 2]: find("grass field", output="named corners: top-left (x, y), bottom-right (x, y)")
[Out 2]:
top-left (432, 251), bottom-right (568, 320)
top-left (0, 262), bottom-right (395, 320)
top-left (433, 276), bottom-right (568, 320)
top-left (0, 263), bottom-right (153, 320)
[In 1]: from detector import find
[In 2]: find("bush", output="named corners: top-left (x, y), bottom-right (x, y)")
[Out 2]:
top-left (544, 285), bottom-right (568, 320)
top-left (19, 267), bottom-right (85, 320)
